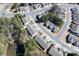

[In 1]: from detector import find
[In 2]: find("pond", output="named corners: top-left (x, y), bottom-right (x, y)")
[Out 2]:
top-left (16, 43), bottom-right (25, 56)
top-left (7, 23), bottom-right (26, 56)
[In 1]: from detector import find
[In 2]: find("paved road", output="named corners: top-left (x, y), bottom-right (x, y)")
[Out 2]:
top-left (36, 4), bottom-right (79, 53)
top-left (20, 5), bottom-right (53, 16)
top-left (55, 4), bottom-right (72, 38)
top-left (1, 3), bottom-right (79, 54)
top-left (0, 4), bottom-right (52, 17)
top-left (56, 4), bottom-right (79, 38)
top-left (37, 23), bottom-right (79, 53)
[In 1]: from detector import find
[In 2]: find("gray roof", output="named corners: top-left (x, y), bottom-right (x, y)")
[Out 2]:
top-left (45, 21), bottom-right (57, 32)
top-left (72, 41), bottom-right (79, 47)
top-left (66, 34), bottom-right (77, 43)
top-left (34, 35), bottom-right (52, 50)
top-left (72, 14), bottom-right (79, 24)
top-left (48, 47), bottom-right (63, 56)
top-left (72, 14), bottom-right (78, 20)
top-left (22, 18), bottom-right (28, 25)
top-left (71, 8), bottom-right (79, 24)
top-left (66, 34), bottom-right (79, 47)
top-left (66, 34), bottom-right (79, 49)
top-left (26, 24), bottom-right (35, 36)
top-left (71, 8), bottom-right (78, 14)
top-left (56, 7), bottom-right (65, 15)
top-left (70, 23), bottom-right (79, 34)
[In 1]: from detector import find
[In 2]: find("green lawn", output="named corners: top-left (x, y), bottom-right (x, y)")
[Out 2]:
top-left (0, 17), bottom-right (11, 55)
top-left (0, 44), bottom-right (5, 55)
top-left (40, 4), bottom-right (64, 28)
top-left (0, 17), bottom-right (8, 33)
top-left (12, 14), bottom-right (24, 32)
top-left (0, 36), bottom-right (6, 55)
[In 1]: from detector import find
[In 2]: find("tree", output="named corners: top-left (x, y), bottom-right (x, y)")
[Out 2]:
top-left (10, 3), bottom-right (19, 13)
top-left (11, 3), bottom-right (18, 10)
top-left (40, 15), bottom-right (48, 22)
top-left (49, 16), bottom-right (63, 27)
top-left (48, 4), bottom-right (58, 13)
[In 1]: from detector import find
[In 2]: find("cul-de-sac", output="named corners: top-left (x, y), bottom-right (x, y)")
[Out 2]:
top-left (0, 3), bottom-right (79, 56)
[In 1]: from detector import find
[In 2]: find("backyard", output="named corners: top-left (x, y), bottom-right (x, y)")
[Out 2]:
top-left (40, 4), bottom-right (64, 28)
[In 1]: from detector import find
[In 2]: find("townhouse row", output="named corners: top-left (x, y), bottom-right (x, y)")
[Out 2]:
top-left (22, 16), bottom-right (67, 56)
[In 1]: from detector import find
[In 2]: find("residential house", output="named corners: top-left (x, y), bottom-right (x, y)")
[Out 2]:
top-left (71, 8), bottom-right (79, 24)
top-left (44, 21), bottom-right (59, 32)
top-left (48, 47), bottom-right (64, 56)
top-left (71, 14), bottom-right (79, 24)
top-left (41, 3), bottom-right (52, 7)
top-left (34, 31), bottom-right (52, 50)
top-left (72, 41), bottom-right (79, 47)
top-left (70, 8), bottom-right (78, 14)
top-left (66, 34), bottom-right (77, 44)
top-left (25, 21), bottom-right (39, 37)
top-left (22, 17), bottom-right (30, 25)
top-left (19, 3), bottom-right (30, 12)
top-left (66, 34), bottom-right (79, 48)
top-left (70, 23), bottom-right (79, 36)
top-left (55, 7), bottom-right (65, 19)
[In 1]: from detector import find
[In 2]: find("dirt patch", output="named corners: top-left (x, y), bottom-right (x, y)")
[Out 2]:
top-left (6, 43), bottom-right (16, 56)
